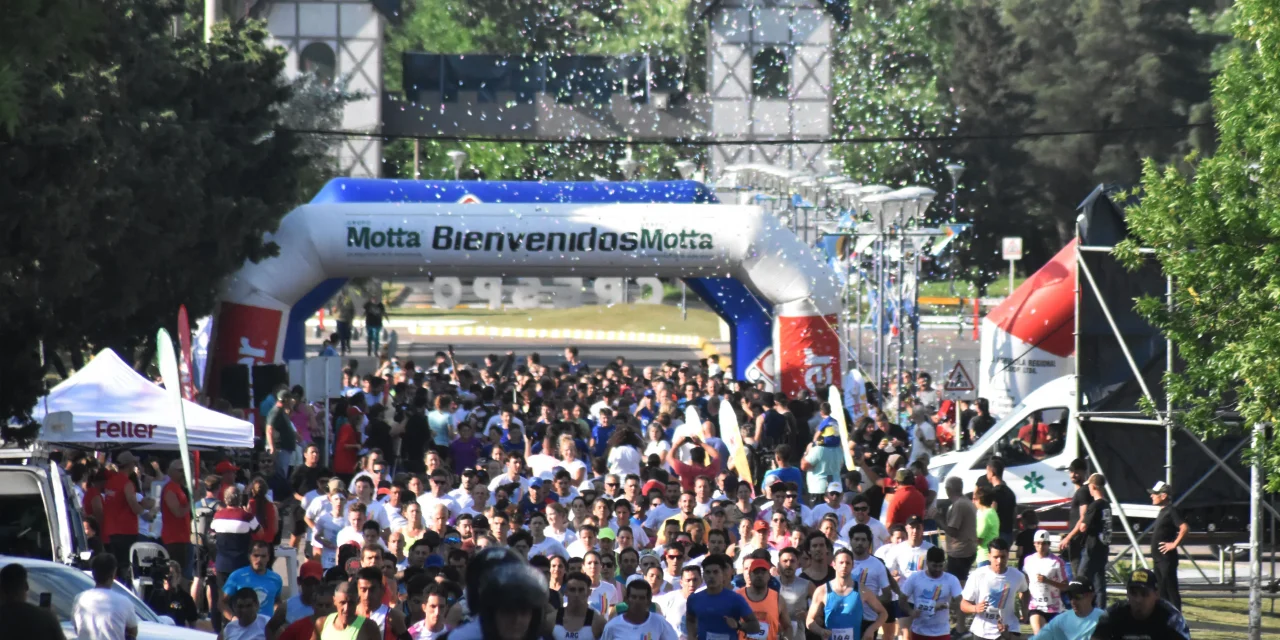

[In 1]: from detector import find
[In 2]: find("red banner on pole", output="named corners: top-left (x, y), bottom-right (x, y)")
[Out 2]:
top-left (177, 305), bottom-right (197, 401)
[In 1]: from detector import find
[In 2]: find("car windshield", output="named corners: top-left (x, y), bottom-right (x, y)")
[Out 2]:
top-left (22, 564), bottom-right (158, 624)
top-left (969, 400), bottom-right (1031, 450)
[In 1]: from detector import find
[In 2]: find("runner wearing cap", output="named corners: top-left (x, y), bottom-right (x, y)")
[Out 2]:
top-left (960, 538), bottom-right (1028, 640)
top-left (1031, 580), bottom-right (1102, 640)
top-left (284, 560), bottom-right (325, 623)
top-left (809, 482), bottom-right (854, 532)
top-left (1148, 481), bottom-right (1187, 610)
top-left (805, 548), bottom-right (886, 640)
top-left (900, 547), bottom-right (963, 640)
top-left (1092, 569), bottom-right (1189, 640)
top-left (735, 557), bottom-right (790, 640)
top-left (1023, 530), bottom-right (1069, 634)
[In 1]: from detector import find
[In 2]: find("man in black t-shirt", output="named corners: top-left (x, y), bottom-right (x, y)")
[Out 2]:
top-left (1093, 567), bottom-right (1190, 640)
top-left (1148, 481), bottom-right (1188, 610)
top-left (0, 564), bottom-right (63, 639)
top-left (1079, 473), bottom-right (1113, 609)
top-left (1057, 458), bottom-right (1093, 575)
top-left (985, 457), bottom-right (1018, 543)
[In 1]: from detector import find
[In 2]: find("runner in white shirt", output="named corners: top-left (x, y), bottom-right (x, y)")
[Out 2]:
top-left (544, 503), bottom-right (579, 547)
top-left (601, 579), bottom-right (679, 639)
top-left (583, 551), bottom-right (622, 614)
top-left (655, 565), bottom-right (701, 640)
top-left (850, 495), bottom-right (891, 551)
top-left (961, 538), bottom-right (1029, 640)
top-left (527, 512), bottom-right (570, 560)
top-left (312, 492), bottom-right (348, 568)
top-left (1023, 529), bottom-right (1070, 634)
top-left (900, 546), bottom-right (965, 639)
top-left (847, 523), bottom-right (896, 626)
top-left (489, 455), bottom-right (531, 504)
top-left (809, 482), bottom-right (855, 531)
top-left (883, 516), bottom-right (934, 587)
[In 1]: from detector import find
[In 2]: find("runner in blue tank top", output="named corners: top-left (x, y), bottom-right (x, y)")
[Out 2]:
top-left (806, 549), bottom-right (888, 640)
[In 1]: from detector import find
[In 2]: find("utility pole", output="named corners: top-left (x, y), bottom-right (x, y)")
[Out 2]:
top-left (1249, 421), bottom-right (1263, 640)
top-left (204, 0), bottom-right (217, 43)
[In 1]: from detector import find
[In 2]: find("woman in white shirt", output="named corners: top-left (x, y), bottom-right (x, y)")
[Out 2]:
top-left (606, 427), bottom-right (644, 478)
top-left (643, 423), bottom-right (671, 459)
top-left (556, 434), bottom-right (588, 484)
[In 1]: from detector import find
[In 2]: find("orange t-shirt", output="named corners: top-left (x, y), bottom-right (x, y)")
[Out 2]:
top-left (736, 586), bottom-right (781, 640)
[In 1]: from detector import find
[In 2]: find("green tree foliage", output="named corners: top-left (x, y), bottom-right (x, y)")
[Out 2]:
top-left (0, 1), bottom-right (322, 422)
top-left (1120, 0), bottom-right (1280, 488)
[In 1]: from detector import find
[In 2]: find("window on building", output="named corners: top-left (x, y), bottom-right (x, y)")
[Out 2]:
top-left (751, 47), bottom-right (790, 99)
top-left (300, 42), bottom-right (337, 85)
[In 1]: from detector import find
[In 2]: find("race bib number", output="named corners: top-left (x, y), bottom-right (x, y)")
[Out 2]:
top-left (981, 607), bottom-right (1001, 622)
top-left (744, 622), bottom-right (769, 640)
top-left (915, 599), bottom-right (937, 615)
top-left (830, 628), bottom-right (855, 640)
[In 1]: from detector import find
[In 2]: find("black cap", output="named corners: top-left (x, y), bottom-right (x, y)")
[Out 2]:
top-left (905, 515), bottom-right (924, 527)
top-left (1065, 580), bottom-right (1094, 596)
top-left (1128, 568), bottom-right (1158, 590)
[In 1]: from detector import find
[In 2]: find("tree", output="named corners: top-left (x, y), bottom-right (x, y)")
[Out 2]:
top-left (0, 1), bottom-right (323, 423)
top-left (1120, 0), bottom-right (1280, 490)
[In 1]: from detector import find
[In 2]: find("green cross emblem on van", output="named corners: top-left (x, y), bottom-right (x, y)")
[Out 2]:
top-left (1024, 471), bottom-right (1045, 493)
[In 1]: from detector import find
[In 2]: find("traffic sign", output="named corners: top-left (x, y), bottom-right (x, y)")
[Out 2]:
top-left (1001, 237), bottom-right (1023, 261)
top-left (944, 361), bottom-right (975, 391)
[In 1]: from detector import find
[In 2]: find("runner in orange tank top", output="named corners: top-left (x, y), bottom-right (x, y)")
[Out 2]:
top-left (736, 558), bottom-right (791, 640)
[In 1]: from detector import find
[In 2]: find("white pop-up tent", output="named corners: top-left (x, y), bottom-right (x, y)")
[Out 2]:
top-left (31, 349), bottom-right (253, 449)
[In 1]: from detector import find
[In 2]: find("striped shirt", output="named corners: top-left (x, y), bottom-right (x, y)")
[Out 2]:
top-left (211, 507), bottom-right (260, 574)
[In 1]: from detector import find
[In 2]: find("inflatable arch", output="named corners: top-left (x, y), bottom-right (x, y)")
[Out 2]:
top-left (209, 179), bottom-right (842, 398)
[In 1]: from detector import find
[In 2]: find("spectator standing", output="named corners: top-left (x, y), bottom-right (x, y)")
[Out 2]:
top-left (102, 452), bottom-right (153, 579)
top-left (160, 460), bottom-right (192, 577)
top-left (210, 487), bottom-right (261, 633)
top-left (334, 294), bottom-right (356, 355)
top-left (1148, 481), bottom-right (1188, 610)
top-left (985, 458), bottom-right (1018, 543)
top-left (73, 554), bottom-right (139, 640)
top-left (883, 468), bottom-right (926, 526)
top-left (0, 563), bottom-right (64, 638)
top-left (363, 296), bottom-right (387, 357)
top-left (941, 476), bottom-right (978, 585)
top-left (1057, 458), bottom-right (1093, 577)
top-left (666, 434), bottom-right (722, 493)
top-left (1078, 474), bottom-right (1113, 609)
top-left (973, 486), bottom-right (1000, 566)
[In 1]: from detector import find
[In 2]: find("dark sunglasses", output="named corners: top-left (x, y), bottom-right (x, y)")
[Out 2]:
top-left (853, 506), bottom-right (870, 512)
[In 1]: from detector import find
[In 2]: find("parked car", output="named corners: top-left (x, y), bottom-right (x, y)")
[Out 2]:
top-left (0, 444), bottom-right (89, 565)
top-left (0, 554), bottom-right (214, 639)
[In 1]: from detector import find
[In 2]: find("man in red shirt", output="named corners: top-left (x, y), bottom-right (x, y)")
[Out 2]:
top-left (159, 460), bottom-right (193, 579)
top-left (883, 468), bottom-right (926, 526)
top-left (665, 434), bottom-right (721, 492)
top-left (102, 452), bottom-right (153, 580)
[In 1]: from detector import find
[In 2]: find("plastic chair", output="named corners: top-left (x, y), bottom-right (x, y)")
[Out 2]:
top-left (129, 541), bottom-right (170, 597)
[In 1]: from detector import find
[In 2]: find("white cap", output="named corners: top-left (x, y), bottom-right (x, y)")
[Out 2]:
top-left (826, 481), bottom-right (843, 494)
top-left (1033, 529), bottom-right (1051, 542)
top-left (1149, 480), bottom-right (1172, 495)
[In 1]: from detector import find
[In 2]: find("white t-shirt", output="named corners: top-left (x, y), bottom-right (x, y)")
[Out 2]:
top-left (962, 566), bottom-right (1029, 639)
top-left (1024, 553), bottom-right (1068, 613)
top-left (545, 526), bottom-right (579, 547)
top-left (851, 556), bottom-right (892, 621)
top-left (809, 503), bottom-right (854, 531)
top-left (526, 453), bottom-right (563, 480)
top-left (529, 537), bottom-right (570, 560)
top-left (909, 421), bottom-right (937, 464)
top-left (644, 504), bottom-right (681, 530)
top-left (417, 493), bottom-right (459, 519)
top-left (566, 539), bottom-right (597, 559)
top-left (72, 588), bottom-right (138, 640)
top-left (313, 512), bottom-right (346, 567)
top-left (607, 446), bottom-right (643, 478)
top-left (560, 458), bottom-right (588, 481)
top-left (856, 517), bottom-right (891, 551)
top-left (883, 541), bottom-right (934, 586)
top-left (488, 474), bottom-right (531, 503)
top-left (601, 611), bottom-right (679, 640)
top-left (902, 571), bottom-right (964, 637)
top-left (224, 614), bottom-right (271, 640)
top-left (588, 581), bottom-right (622, 613)
top-left (655, 590), bottom-right (690, 638)
top-left (350, 499), bottom-right (391, 530)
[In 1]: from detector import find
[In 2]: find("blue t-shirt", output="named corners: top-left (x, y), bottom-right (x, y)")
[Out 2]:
top-left (761, 467), bottom-right (805, 497)
top-left (591, 424), bottom-right (616, 457)
top-left (1036, 608), bottom-right (1103, 640)
top-left (222, 566), bottom-right (284, 618)
top-left (636, 407), bottom-right (655, 428)
top-left (687, 588), bottom-right (754, 640)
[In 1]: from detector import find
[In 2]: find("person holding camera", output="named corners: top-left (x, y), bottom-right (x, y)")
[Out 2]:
top-left (146, 560), bottom-right (198, 627)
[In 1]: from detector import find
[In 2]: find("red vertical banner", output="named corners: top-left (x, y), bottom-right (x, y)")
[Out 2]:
top-left (206, 302), bottom-right (284, 400)
top-left (177, 305), bottom-right (197, 401)
top-left (776, 313), bottom-right (842, 399)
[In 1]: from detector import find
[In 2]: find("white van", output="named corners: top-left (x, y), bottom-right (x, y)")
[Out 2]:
top-left (0, 444), bottom-right (90, 564)
top-left (928, 376), bottom-right (1080, 526)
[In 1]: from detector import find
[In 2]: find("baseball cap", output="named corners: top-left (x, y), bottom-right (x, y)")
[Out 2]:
top-left (886, 453), bottom-right (905, 469)
top-left (826, 481), bottom-right (843, 495)
top-left (327, 478), bottom-right (346, 493)
top-left (1149, 480), bottom-right (1173, 495)
top-left (753, 519), bottom-right (769, 532)
top-left (642, 480), bottom-right (665, 496)
top-left (747, 558), bottom-right (772, 573)
top-left (905, 515), bottom-right (924, 527)
top-left (298, 560), bottom-right (324, 581)
top-left (529, 477), bottom-right (544, 488)
top-left (894, 468), bottom-right (912, 484)
top-left (598, 528), bottom-right (616, 541)
top-left (1065, 580), bottom-right (1094, 596)
top-left (1128, 568), bottom-right (1158, 590)
top-left (215, 460), bottom-right (238, 474)
top-left (1033, 529), bottom-right (1051, 543)
top-left (116, 452), bottom-right (139, 466)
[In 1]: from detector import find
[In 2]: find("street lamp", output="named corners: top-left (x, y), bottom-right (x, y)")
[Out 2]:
top-left (447, 150), bottom-right (469, 180)
top-left (945, 162), bottom-right (965, 220)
